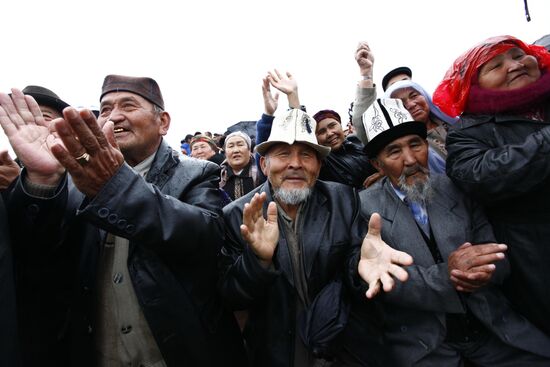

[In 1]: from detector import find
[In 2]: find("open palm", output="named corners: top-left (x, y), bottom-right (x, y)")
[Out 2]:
top-left (0, 89), bottom-right (64, 177)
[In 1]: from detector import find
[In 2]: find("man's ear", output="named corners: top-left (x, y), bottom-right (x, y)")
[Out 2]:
top-left (159, 111), bottom-right (171, 136)
top-left (260, 155), bottom-right (269, 176)
top-left (370, 158), bottom-right (384, 174)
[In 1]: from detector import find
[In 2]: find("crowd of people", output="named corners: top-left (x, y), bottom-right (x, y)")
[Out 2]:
top-left (0, 33), bottom-right (549, 367)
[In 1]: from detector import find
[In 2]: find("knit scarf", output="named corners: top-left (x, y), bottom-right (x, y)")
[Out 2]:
top-left (465, 71), bottom-right (550, 118)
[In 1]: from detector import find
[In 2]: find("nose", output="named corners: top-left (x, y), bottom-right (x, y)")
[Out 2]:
top-left (287, 151), bottom-right (303, 169)
top-left (402, 148), bottom-right (417, 166)
top-left (507, 58), bottom-right (525, 72)
top-left (403, 98), bottom-right (416, 111)
top-left (107, 106), bottom-right (125, 122)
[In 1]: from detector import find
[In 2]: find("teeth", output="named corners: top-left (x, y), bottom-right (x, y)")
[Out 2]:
top-left (114, 128), bottom-right (124, 133)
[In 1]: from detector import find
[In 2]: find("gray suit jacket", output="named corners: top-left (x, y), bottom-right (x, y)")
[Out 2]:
top-left (357, 174), bottom-right (550, 365)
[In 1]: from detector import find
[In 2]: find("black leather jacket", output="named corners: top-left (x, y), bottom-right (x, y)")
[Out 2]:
top-left (220, 180), bottom-right (384, 366)
top-left (6, 140), bottom-right (245, 366)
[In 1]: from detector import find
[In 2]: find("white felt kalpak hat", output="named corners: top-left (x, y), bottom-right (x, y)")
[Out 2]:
top-left (362, 98), bottom-right (427, 157)
top-left (255, 109), bottom-right (331, 158)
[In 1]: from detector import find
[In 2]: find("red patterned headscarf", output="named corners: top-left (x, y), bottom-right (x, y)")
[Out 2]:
top-left (433, 35), bottom-right (550, 117)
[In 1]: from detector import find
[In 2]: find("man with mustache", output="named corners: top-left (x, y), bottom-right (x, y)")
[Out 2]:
top-left (0, 76), bottom-right (245, 366)
top-left (220, 108), bottom-right (412, 366)
top-left (348, 98), bottom-right (550, 366)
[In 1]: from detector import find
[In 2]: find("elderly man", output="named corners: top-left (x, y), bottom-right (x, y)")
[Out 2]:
top-left (220, 108), bottom-right (411, 367)
top-left (350, 98), bottom-right (550, 366)
top-left (0, 76), bottom-right (244, 366)
top-left (256, 70), bottom-right (376, 189)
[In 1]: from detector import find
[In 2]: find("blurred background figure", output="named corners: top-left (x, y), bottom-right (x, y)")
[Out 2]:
top-left (190, 134), bottom-right (224, 165)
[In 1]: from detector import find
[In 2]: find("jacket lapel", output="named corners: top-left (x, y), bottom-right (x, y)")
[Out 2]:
top-left (427, 178), bottom-right (464, 260)
top-left (381, 181), bottom-right (435, 265)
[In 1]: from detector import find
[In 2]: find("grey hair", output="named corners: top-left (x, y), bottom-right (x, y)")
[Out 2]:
top-left (224, 131), bottom-right (252, 150)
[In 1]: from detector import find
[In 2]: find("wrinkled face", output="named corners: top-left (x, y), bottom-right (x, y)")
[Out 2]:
top-left (40, 105), bottom-right (63, 122)
top-left (478, 47), bottom-right (541, 90)
top-left (391, 87), bottom-right (430, 124)
top-left (260, 143), bottom-right (321, 192)
top-left (225, 136), bottom-right (251, 170)
top-left (99, 92), bottom-right (169, 166)
top-left (191, 142), bottom-right (216, 160)
top-left (386, 73), bottom-right (411, 90)
top-left (315, 118), bottom-right (345, 150)
top-left (372, 135), bottom-right (429, 188)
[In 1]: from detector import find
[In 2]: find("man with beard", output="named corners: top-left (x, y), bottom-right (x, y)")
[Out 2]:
top-left (349, 98), bottom-right (550, 366)
top-left (220, 108), bottom-right (412, 367)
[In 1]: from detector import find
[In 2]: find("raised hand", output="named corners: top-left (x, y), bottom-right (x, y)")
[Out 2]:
top-left (240, 192), bottom-right (279, 268)
top-left (49, 107), bottom-right (124, 197)
top-left (267, 69), bottom-right (298, 96)
top-left (358, 213), bottom-right (413, 299)
top-left (267, 69), bottom-right (301, 109)
top-left (0, 150), bottom-right (20, 189)
top-left (0, 88), bottom-right (65, 185)
top-left (448, 242), bottom-right (507, 292)
top-left (262, 77), bottom-right (279, 116)
top-left (355, 41), bottom-right (375, 80)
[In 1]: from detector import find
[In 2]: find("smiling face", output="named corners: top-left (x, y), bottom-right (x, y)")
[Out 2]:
top-left (315, 117), bottom-right (345, 150)
top-left (372, 134), bottom-right (429, 189)
top-left (260, 142), bottom-right (321, 194)
top-left (391, 87), bottom-right (430, 124)
top-left (224, 135), bottom-right (251, 171)
top-left (478, 47), bottom-right (541, 90)
top-left (99, 91), bottom-right (170, 166)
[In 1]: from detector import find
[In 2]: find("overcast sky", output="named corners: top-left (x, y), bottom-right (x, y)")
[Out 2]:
top-left (1, 0), bottom-right (549, 154)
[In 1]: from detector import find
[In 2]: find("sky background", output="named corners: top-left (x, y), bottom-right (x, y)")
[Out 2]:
top-left (1, 0), bottom-right (549, 155)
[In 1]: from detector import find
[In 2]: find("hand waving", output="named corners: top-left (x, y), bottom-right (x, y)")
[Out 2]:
top-left (358, 213), bottom-right (413, 298)
top-left (0, 89), bottom-right (65, 185)
top-left (240, 192), bottom-right (279, 268)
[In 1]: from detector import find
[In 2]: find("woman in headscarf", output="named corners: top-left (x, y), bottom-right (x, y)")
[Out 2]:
top-left (433, 35), bottom-right (550, 337)
top-left (219, 131), bottom-right (260, 201)
top-left (385, 80), bottom-right (457, 160)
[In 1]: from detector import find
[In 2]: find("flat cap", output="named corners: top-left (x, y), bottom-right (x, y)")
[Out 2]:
top-left (100, 74), bottom-right (164, 109)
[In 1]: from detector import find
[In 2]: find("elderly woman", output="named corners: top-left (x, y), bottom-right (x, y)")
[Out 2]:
top-left (190, 134), bottom-right (225, 165)
top-left (433, 35), bottom-right (550, 337)
top-left (385, 80), bottom-right (457, 160)
top-left (219, 131), bottom-right (260, 201)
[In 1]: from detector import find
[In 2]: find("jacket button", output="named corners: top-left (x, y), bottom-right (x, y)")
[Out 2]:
top-left (98, 208), bottom-right (109, 218)
top-left (121, 325), bottom-right (132, 334)
top-left (126, 224), bottom-right (136, 235)
top-left (107, 213), bottom-right (118, 224)
top-left (401, 326), bottom-right (407, 332)
top-left (117, 219), bottom-right (127, 229)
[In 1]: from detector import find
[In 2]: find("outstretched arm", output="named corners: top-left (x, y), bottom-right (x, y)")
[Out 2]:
top-left (358, 213), bottom-right (413, 298)
top-left (352, 42), bottom-right (377, 146)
